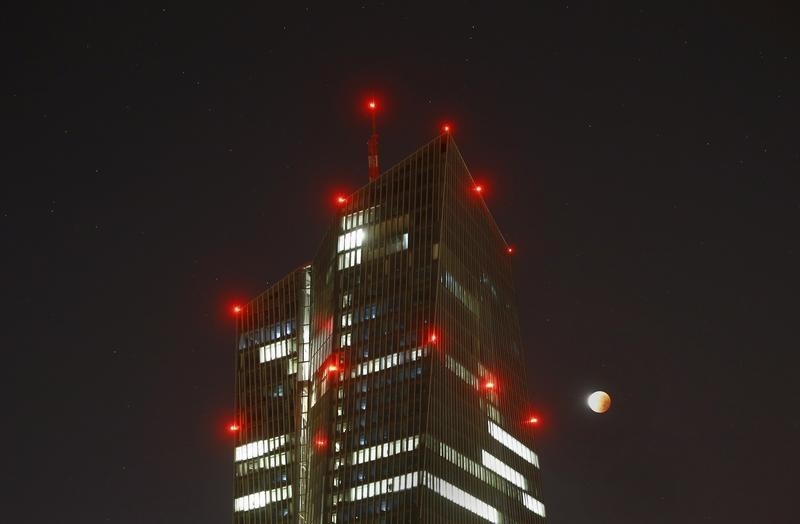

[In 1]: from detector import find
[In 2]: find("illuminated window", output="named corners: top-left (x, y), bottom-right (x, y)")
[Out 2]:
top-left (385, 232), bottom-right (410, 255)
top-left (234, 485), bottom-right (292, 512)
top-left (352, 435), bottom-right (419, 465)
top-left (239, 320), bottom-right (295, 349)
top-left (337, 229), bottom-right (365, 253)
top-left (351, 347), bottom-right (427, 378)
top-left (483, 401), bottom-right (503, 424)
top-left (258, 339), bottom-right (295, 364)
top-left (340, 332), bottom-right (352, 347)
top-left (441, 270), bottom-right (479, 314)
top-left (431, 436), bottom-right (517, 496)
top-left (487, 421), bottom-right (540, 467)
top-left (338, 248), bottom-right (362, 270)
top-left (235, 451), bottom-right (292, 477)
top-left (421, 472), bottom-right (500, 524)
top-left (445, 355), bottom-right (478, 388)
top-left (481, 450), bottom-right (527, 490)
top-left (235, 434), bottom-right (290, 462)
top-left (364, 304), bottom-right (378, 320)
top-left (349, 471), bottom-right (419, 501)
top-left (522, 493), bottom-right (546, 517)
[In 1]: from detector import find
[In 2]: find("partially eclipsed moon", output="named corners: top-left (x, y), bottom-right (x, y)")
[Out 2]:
top-left (587, 391), bottom-right (611, 413)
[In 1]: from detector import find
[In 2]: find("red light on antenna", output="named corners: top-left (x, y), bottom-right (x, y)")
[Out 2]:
top-left (474, 185), bottom-right (484, 194)
top-left (506, 246), bottom-right (515, 255)
top-left (232, 305), bottom-right (243, 314)
top-left (429, 333), bottom-right (438, 343)
top-left (335, 195), bottom-right (347, 205)
top-left (442, 124), bottom-right (451, 133)
top-left (368, 100), bottom-right (376, 110)
top-left (484, 380), bottom-right (496, 390)
top-left (526, 416), bottom-right (540, 425)
top-left (228, 423), bottom-right (240, 432)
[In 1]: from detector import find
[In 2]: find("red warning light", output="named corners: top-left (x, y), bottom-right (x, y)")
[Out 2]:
top-left (484, 380), bottom-right (496, 390)
top-left (368, 100), bottom-right (376, 110)
top-left (327, 364), bottom-right (339, 373)
top-left (314, 431), bottom-right (328, 449)
top-left (335, 195), bottom-right (348, 205)
top-left (442, 124), bottom-right (451, 133)
top-left (474, 185), bottom-right (484, 194)
top-left (506, 246), bottom-right (515, 255)
top-left (526, 416), bottom-right (540, 425)
top-left (429, 333), bottom-right (438, 343)
top-left (232, 305), bottom-right (243, 314)
top-left (229, 423), bottom-right (240, 432)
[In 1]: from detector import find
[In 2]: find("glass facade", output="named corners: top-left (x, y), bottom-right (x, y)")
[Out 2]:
top-left (233, 135), bottom-right (544, 523)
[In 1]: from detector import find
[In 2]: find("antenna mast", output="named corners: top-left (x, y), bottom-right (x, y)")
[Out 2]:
top-left (367, 100), bottom-right (379, 181)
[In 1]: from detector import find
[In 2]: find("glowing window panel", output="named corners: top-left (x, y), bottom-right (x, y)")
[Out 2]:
top-left (350, 471), bottom-right (419, 501)
top-left (352, 435), bottom-right (419, 465)
top-left (239, 320), bottom-right (295, 349)
top-left (483, 401), bottom-right (503, 424)
top-left (235, 451), bottom-right (291, 476)
top-left (338, 248), bottom-right (362, 270)
top-left (487, 421), bottom-right (540, 468)
top-left (445, 355), bottom-right (478, 388)
top-left (234, 485), bottom-right (292, 512)
top-left (481, 450), bottom-right (528, 490)
top-left (351, 347), bottom-right (427, 378)
top-left (258, 339), bottom-right (295, 364)
top-left (234, 434), bottom-right (290, 462)
top-left (421, 472), bottom-right (500, 524)
top-left (432, 438), bottom-right (512, 495)
top-left (337, 229), bottom-right (365, 253)
top-left (522, 492), bottom-right (547, 517)
top-left (441, 270), bottom-right (479, 314)
top-left (341, 206), bottom-right (379, 231)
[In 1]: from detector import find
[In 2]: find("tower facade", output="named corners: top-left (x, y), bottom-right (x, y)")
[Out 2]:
top-left (233, 134), bottom-right (545, 523)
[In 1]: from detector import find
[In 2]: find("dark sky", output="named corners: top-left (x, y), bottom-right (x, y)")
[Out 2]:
top-left (2, 2), bottom-right (798, 523)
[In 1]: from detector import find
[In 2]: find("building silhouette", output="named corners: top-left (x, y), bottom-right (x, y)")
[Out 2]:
top-left (233, 133), bottom-right (545, 522)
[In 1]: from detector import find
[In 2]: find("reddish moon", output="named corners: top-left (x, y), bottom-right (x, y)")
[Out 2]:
top-left (587, 391), bottom-right (611, 413)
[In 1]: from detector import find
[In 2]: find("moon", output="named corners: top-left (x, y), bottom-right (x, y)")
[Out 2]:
top-left (587, 391), bottom-right (611, 413)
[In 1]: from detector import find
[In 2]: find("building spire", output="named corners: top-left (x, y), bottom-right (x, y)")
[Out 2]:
top-left (367, 99), bottom-right (379, 181)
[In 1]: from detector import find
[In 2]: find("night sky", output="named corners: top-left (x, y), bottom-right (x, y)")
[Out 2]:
top-left (3, 2), bottom-right (798, 522)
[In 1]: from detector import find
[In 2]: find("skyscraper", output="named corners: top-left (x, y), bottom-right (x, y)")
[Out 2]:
top-left (233, 133), bottom-right (545, 523)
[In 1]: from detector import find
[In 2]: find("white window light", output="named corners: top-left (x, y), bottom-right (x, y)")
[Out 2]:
top-left (337, 229), bottom-right (365, 253)
top-left (352, 435), bottom-right (419, 465)
top-left (351, 347), bottom-right (426, 378)
top-left (522, 492), bottom-right (546, 517)
top-left (487, 421), bottom-right (540, 468)
top-left (338, 248), bottom-right (363, 270)
top-left (481, 450), bottom-right (528, 490)
top-left (421, 472), bottom-right (500, 524)
top-left (235, 451), bottom-right (290, 476)
top-left (234, 485), bottom-right (292, 512)
top-left (258, 339), bottom-right (295, 364)
top-left (445, 355), bottom-right (478, 388)
top-left (234, 434), bottom-right (290, 462)
top-left (349, 471), bottom-right (419, 501)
